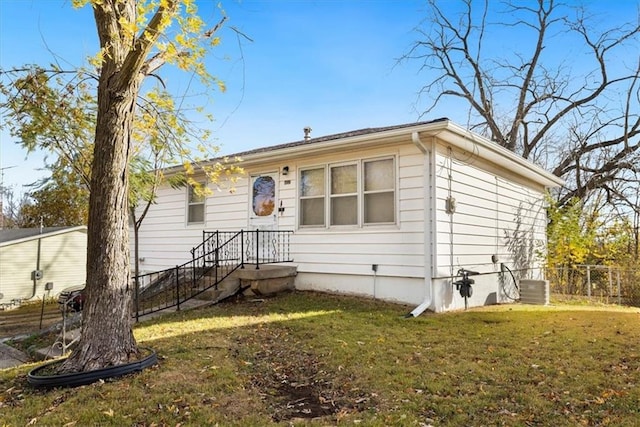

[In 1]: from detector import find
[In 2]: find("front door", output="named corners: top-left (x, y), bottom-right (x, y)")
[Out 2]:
top-left (249, 173), bottom-right (278, 230)
top-left (248, 173), bottom-right (279, 263)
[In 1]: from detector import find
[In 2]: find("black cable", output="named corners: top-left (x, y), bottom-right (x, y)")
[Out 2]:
top-left (500, 263), bottom-right (520, 301)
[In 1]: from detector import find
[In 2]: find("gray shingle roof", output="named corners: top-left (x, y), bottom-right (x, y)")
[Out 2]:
top-left (229, 118), bottom-right (449, 159)
top-left (0, 227), bottom-right (84, 244)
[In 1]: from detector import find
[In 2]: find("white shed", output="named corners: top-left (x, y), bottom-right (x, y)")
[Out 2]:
top-left (132, 119), bottom-right (563, 313)
top-left (0, 226), bottom-right (87, 305)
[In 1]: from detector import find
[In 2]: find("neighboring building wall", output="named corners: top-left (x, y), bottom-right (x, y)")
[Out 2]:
top-left (0, 230), bottom-right (87, 304)
top-left (431, 143), bottom-right (548, 311)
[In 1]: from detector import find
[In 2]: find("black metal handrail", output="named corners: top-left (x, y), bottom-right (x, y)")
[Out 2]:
top-left (133, 230), bottom-right (293, 320)
top-left (203, 229), bottom-right (294, 269)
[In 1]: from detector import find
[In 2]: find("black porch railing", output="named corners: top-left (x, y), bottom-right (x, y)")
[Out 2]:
top-left (133, 230), bottom-right (293, 321)
top-left (197, 229), bottom-right (294, 269)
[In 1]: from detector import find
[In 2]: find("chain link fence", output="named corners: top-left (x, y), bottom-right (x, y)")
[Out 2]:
top-left (547, 265), bottom-right (640, 307)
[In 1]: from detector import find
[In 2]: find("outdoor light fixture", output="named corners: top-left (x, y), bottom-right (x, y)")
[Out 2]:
top-left (282, 166), bottom-right (290, 175)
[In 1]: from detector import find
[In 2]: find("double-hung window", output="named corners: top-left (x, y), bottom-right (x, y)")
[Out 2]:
top-left (330, 163), bottom-right (358, 226)
top-left (300, 168), bottom-right (325, 226)
top-left (363, 158), bottom-right (395, 224)
top-left (187, 184), bottom-right (205, 224)
top-left (299, 156), bottom-right (395, 228)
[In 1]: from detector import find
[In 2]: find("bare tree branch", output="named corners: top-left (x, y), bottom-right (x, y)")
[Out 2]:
top-left (401, 0), bottom-right (640, 213)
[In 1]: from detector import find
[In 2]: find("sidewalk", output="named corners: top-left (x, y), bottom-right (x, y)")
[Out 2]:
top-left (0, 341), bottom-right (29, 369)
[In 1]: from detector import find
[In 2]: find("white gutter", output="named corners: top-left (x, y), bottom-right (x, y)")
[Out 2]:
top-left (164, 119), bottom-right (564, 190)
top-left (430, 121), bottom-right (564, 188)
top-left (243, 120), bottom-right (563, 189)
top-left (407, 131), bottom-right (435, 317)
top-left (162, 120), bottom-right (454, 176)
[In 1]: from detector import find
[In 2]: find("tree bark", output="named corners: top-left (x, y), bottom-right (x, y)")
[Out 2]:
top-left (59, 0), bottom-right (149, 373)
top-left (61, 71), bottom-right (141, 372)
top-left (52, 0), bottom-right (199, 372)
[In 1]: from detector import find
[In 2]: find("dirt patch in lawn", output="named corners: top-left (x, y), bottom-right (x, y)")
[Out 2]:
top-left (232, 327), bottom-right (376, 423)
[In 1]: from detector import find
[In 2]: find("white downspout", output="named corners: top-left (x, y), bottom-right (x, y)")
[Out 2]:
top-left (407, 131), bottom-right (435, 317)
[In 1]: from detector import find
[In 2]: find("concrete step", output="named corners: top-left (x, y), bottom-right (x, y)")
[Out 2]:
top-left (204, 278), bottom-right (241, 304)
top-left (236, 265), bottom-right (297, 296)
top-left (236, 264), bottom-right (297, 280)
top-left (198, 276), bottom-right (239, 301)
top-left (176, 298), bottom-right (212, 311)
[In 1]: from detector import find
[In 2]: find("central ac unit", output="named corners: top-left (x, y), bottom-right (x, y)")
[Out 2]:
top-left (519, 279), bottom-right (550, 305)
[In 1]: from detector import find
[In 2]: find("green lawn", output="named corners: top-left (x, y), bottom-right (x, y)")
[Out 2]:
top-left (1, 291), bottom-right (639, 426)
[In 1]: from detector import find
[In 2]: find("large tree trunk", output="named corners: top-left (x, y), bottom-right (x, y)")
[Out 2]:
top-left (55, 0), bottom-right (181, 373)
top-left (61, 72), bottom-right (141, 372)
top-left (59, 0), bottom-right (144, 372)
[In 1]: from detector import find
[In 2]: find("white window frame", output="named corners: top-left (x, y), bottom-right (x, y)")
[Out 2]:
top-left (329, 161), bottom-right (359, 227)
top-left (362, 157), bottom-right (396, 226)
top-left (299, 166), bottom-right (327, 228)
top-left (187, 183), bottom-right (206, 225)
top-left (298, 156), bottom-right (397, 229)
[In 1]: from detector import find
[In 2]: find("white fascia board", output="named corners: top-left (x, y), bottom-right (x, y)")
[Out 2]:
top-left (239, 133), bottom-right (410, 164)
top-left (162, 123), bottom-right (440, 176)
top-left (164, 120), bottom-right (564, 189)
top-left (422, 121), bottom-right (565, 188)
top-left (237, 121), bottom-right (453, 165)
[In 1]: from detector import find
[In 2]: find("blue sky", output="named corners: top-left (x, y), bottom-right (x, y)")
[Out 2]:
top-left (1, 0), bottom-right (637, 195)
top-left (0, 0), bottom-right (432, 194)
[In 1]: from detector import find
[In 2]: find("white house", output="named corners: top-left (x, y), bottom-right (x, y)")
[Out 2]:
top-left (132, 119), bottom-right (563, 313)
top-left (0, 226), bottom-right (87, 306)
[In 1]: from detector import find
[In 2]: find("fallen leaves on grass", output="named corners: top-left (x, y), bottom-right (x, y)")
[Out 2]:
top-left (232, 326), bottom-right (377, 422)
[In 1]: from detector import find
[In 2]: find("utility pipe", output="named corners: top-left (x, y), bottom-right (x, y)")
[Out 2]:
top-left (29, 222), bottom-right (44, 300)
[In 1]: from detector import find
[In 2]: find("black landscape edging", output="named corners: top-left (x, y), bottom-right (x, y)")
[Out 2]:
top-left (27, 348), bottom-right (157, 388)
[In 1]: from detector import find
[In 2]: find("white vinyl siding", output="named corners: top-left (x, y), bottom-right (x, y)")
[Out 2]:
top-left (293, 146), bottom-right (424, 286)
top-left (291, 229), bottom-right (425, 278)
top-left (135, 185), bottom-right (206, 271)
top-left (135, 146), bottom-right (424, 288)
top-left (397, 153), bottom-right (426, 232)
top-left (434, 145), bottom-right (547, 277)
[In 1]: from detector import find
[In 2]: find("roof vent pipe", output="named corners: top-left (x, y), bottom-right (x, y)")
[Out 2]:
top-left (303, 126), bottom-right (312, 141)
